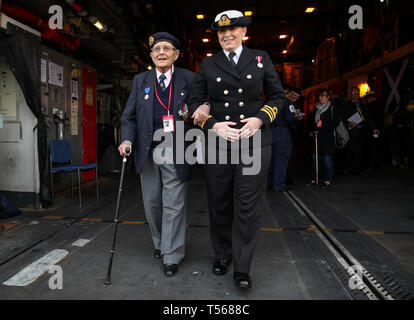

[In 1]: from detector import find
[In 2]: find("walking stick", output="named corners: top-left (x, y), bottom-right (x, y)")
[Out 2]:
top-left (104, 147), bottom-right (130, 285)
top-left (314, 131), bottom-right (319, 185)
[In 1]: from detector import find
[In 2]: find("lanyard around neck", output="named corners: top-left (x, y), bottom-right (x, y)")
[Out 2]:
top-left (154, 67), bottom-right (173, 115)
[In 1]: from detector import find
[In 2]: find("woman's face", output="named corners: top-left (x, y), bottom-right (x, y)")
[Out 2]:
top-left (217, 26), bottom-right (246, 51)
top-left (318, 91), bottom-right (330, 104)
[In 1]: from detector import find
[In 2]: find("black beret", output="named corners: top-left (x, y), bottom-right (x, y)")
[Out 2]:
top-left (149, 32), bottom-right (180, 50)
top-left (211, 10), bottom-right (252, 31)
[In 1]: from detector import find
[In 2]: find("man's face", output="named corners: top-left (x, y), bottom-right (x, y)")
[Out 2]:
top-left (150, 41), bottom-right (179, 71)
top-left (287, 91), bottom-right (300, 103)
top-left (217, 26), bottom-right (246, 51)
top-left (351, 88), bottom-right (360, 101)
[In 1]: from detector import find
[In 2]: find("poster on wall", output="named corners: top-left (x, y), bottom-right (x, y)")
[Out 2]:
top-left (48, 61), bottom-right (63, 87)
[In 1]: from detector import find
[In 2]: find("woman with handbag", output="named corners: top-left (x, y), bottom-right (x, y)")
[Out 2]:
top-left (307, 88), bottom-right (340, 187)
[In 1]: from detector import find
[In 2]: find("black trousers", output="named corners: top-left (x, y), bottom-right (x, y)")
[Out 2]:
top-left (204, 145), bottom-right (271, 274)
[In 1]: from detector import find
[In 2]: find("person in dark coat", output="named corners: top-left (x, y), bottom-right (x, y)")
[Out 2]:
top-left (341, 86), bottom-right (378, 174)
top-left (307, 88), bottom-right (339, 187)
top-left (268, 87), bottom-right (300, 192)
top-left (119, 32), bottom-right (195, 277)
top-left (363, 91), bottom-right (384, 171)
top-left (187, 9), bottom-right (285, 289)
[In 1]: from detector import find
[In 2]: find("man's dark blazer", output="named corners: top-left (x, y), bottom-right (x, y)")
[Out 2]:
top-left (121, 66), bottom-right (195, 181)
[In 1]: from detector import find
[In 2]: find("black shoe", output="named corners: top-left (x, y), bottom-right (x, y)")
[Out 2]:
top-left (163, 264), bottom-right (178, 277)
top-left (154, 249), bottom-right (161, 259)
top-left (233, 272), bottom-right (251, 288)
top-left (213, 258), bottom-right (232, 275)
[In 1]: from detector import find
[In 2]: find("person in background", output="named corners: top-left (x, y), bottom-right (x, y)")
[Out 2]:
top-left (268, 87), bottom-right (301, 192)
top-left (363, 91), bottom-right (384, 171)
top-left (307, 88), bottom-right (339, 187)
top-left (341, 86), bottom-right (378, 174)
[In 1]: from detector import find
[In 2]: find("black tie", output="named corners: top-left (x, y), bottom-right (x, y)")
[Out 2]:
top-left (229, 51), bottom-right (237, 69)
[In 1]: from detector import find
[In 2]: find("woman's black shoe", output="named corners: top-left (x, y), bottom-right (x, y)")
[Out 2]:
top-left (233, 272), bottom-right (251, 288)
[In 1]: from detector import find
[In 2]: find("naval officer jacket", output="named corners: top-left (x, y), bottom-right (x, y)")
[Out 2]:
top-left (188, 46), bottom-right (285, 147)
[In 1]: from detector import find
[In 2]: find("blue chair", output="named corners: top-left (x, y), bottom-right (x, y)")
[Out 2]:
top-left (50, 139), bottom-right (99, 207)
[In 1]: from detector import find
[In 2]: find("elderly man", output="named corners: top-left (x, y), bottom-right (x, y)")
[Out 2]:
top-left (119, 32), bottom-right (195, 277)
top-left (188, 10), bottom-right (285, 288)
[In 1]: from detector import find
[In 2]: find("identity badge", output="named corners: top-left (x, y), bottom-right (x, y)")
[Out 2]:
top-left (162, 114), bottom-right (174, 132)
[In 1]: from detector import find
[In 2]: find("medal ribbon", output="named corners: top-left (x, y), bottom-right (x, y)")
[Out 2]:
top-left (154, 66), bottom-right (173, 115)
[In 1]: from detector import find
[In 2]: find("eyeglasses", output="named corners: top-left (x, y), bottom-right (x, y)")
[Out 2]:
top-left (152, 45), bottom-right (176, 53)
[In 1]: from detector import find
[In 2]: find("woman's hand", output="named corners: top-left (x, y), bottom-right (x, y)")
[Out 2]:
top-left (239, 117), bottom-right (263, 139)
top-left (212, 122), bottom-right (240, 142)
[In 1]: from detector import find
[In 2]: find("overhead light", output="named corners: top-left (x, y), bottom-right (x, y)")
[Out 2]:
top-left (279, 34), bottom-right (288, 39)
top-left (242, 36), bottom-right (249, 41)
top-left (89, 16), bottom-right (106, 32)
top-left (244, 11), bottom-right (253, 16)
top-left (282, 50), bottom-right (287, 54)
top-left (305, 7), bottom-right (316, 13)
top-left (206, 53), bottom-right (213, 57)
top-left (196, 14), bottom-right (205, 19)
top-left (202, 38), bottom-right (210, 43)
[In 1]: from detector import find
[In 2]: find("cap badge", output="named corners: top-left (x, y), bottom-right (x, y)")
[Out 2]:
top-left (149, 36), bottom-right (155, 47)
top-left (218, 14), bottom-right (231, 27)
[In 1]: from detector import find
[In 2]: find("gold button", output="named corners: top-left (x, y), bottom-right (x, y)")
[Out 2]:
top-left (224, 90), bottom-right (228, 95)
top-left (247, 75), bottom-right (252, 79)
top-left (224, 102), bottom-right (229, 107)
top-left (225, 115), bottom-right (230, 120)
top-left (240, 114), bottom-right (245, 120)
top-left (145, 147), bottom-right (150, 151)
top-left (216, 77), bottom-right (221, 82)
top-left (239, 102), bottom-right (244, 107)
top-left (238, 88), bottom-right (243, 93)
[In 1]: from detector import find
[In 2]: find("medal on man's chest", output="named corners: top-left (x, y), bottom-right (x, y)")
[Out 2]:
top-left (144, 87), bottom-right (150, 100)
top-left (256, 56), bottom-right (263, 68)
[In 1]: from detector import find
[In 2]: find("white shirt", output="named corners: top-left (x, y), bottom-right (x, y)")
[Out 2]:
top-left (156, 65), bottom-right (174, 88)
top-left (223, 45), bottom-right (243, 65)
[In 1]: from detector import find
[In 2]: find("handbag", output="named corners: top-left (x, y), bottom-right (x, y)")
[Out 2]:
top-left (331, 106), bottom-right (350, 148)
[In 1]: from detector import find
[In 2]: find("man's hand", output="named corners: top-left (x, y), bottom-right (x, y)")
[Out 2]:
top-left (192, 103), bottom-right (210, 125)
top-left (239, 117), bottom-right (263, 139)
top-left (118, 142), bottom-right (132, 156)
top-left (212, 122), bottom-right (240, 142)
top-left (349, 121), bottom-right (357, 129)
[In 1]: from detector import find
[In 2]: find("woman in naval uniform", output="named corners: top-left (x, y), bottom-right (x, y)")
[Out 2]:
top-left (188, 10), bottom-right (285, 288)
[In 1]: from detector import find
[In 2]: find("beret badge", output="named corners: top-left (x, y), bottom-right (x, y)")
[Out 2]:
top-left (149, 35), bottom-right (155, 47)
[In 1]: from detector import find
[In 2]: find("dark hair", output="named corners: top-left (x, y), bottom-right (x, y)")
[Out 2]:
top-left (289, 87), bottom-right (302, 95)
top-left (318, 88), bottom-right (332, 98)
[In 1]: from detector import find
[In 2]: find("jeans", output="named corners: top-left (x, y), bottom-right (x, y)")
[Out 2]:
top-left (312, 153), bottom-right (334, 182)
